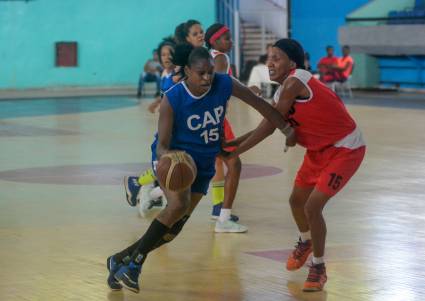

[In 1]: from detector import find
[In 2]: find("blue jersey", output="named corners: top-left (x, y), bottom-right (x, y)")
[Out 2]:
top-left (160, 70), bottom-right (175, 96)
top-left (151, 73), bottom-right (232, 174)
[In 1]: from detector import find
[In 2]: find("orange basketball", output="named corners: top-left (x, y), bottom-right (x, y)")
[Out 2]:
top-left (156, 151), bottom-right (197, 192)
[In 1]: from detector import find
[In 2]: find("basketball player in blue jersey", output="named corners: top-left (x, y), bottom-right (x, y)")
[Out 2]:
top-left (147, 37), bottom-right (178, 114)
top-left (124, 37), bottom-right (179, 214)
top-left (107, 44), bottom-right (295, 293)
top-left (126, 21), bottom-right (240, 225)
top-left (124, 21), bottom-right (206, 206)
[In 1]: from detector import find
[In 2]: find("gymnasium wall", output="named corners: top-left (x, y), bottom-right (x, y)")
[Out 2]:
top-left (343, 0), bottom-right (425, 89)
top-left (240, 0), bottom-right (288, 38)
top-left (290, 0), bottom-right (370, 71)
top-left (346, 0), bottom-right (414, 26)
top-left (0, 0), bottom-right (215, 90)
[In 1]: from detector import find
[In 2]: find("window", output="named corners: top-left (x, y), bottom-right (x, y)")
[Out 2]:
top-left (55, 42), bottom-right (78, 67)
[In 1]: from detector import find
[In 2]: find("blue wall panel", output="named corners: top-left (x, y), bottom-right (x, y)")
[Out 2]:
top-left (378, 56), bottom-right (425, 88)
top-left (290, 0), bottom-right (370, 70)
top-left (216, 0), bottom-right (239, 64)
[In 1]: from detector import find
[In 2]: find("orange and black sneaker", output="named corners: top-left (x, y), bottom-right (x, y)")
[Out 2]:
top-left (303, 263), bottom-right (327, 292)
top-left (286, 238), bottom-right (313, 271)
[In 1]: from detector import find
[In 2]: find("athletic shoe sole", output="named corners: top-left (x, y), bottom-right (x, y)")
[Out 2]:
top-left (117, 276), bottom-right (140, 293)
top-left (123, 176), bottom-right (138, 207)
top-left (106, 257), bottom-right (122, 291)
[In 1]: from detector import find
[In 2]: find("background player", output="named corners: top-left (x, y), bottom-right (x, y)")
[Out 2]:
top-left (205, 23), bottom-right (246, 232)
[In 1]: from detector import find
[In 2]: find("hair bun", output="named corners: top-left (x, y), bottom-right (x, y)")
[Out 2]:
top-left (172, 43), bottom-right (194, 67)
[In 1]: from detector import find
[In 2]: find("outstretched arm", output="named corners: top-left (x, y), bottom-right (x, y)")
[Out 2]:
top-left (230, 118), bottom-right (277, 156)
top-left (230, 77), bottom-right (307, 156)
top-left (231, 77), bottom-right (291, 135)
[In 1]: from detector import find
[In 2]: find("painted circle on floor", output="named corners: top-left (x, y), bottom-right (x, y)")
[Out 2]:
top-left (0, 163), bottom-right (282, 185)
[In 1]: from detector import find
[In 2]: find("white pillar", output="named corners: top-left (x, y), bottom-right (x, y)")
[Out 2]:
top-left (234, 9), bottom-right (240, 77)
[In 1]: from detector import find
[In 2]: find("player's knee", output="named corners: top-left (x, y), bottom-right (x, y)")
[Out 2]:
top-left (303, 201), bottom-right (323, 220)
top-left (176, 201), bottom-right (190, 215)
top-left (233, 157), bottom-right (242, 172)
top-left (167, 199), bottom-right (190, 218)
top-left (289, 194), bottom-right (304, 209)
top-left (227, 157), bottom-right (242, 173)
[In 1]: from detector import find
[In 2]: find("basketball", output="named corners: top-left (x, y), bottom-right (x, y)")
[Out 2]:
top-left (156, 151), bottom-right (197, 191)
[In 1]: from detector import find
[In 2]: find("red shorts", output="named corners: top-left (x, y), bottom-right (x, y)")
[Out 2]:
top-left (223, 118), bottom-right (236, 152)
top-left (295, 146), bottom-right (366, 197)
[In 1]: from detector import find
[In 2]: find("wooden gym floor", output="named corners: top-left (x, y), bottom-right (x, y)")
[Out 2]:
top-left (0, 91), bottom-right (424, 301)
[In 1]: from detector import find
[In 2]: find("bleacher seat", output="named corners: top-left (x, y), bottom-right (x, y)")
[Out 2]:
top-left (387, 6), bottom-right (425, 25)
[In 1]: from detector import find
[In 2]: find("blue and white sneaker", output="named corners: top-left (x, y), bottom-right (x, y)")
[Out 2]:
top-left (211, 202), bottom-right (239, 222)
top-left (106, 256), bottom-right (122, 291)
top-left (124, 176), bottom-right (142, 207)
top-left (114, 261), bottom-right (142, 293)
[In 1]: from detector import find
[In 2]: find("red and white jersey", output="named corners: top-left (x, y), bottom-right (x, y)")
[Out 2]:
top-left (274, 69), bottom-right (365, 151)
top-left (210, 49), bottom-right (233, 76)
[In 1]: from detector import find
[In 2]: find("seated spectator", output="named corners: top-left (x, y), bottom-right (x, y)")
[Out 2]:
top-left (334, 45), bottom-right (354, 82)
top-left (137, 50), bottom-right (162, 98)
top-left (317, 45), bottom-right (338, 83)
top-left (247, 54), bottom-right (270, 89)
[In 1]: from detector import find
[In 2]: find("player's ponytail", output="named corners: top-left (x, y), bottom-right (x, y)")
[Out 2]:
top-left (174, 22), bottom-right (187, 44)
top-left (172, 43), bottom-right (194, 68)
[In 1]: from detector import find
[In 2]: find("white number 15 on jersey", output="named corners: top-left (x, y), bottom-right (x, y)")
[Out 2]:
top-left (200, 128), bottom-right (219, 144)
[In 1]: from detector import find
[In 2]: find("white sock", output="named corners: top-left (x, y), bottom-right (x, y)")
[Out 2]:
top-left (312, 256), bottom-right (324, 265)
top-left (218, 208), bottom-right (231, 223)
top-left (300, 231), bottom-right (311, 242)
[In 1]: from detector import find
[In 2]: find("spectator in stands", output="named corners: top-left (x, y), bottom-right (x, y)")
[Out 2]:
top-left (248, 54), bottom-right (273, 97)
top-left (317, 45), bottom-right (338, 84)
top-left (334, 45), bottom-right (354, 82)
top-left (137, 50), bottom-right (162, 98)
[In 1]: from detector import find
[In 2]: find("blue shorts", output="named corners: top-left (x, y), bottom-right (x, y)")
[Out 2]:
top-left (151, 148), bottom-right (216, 195)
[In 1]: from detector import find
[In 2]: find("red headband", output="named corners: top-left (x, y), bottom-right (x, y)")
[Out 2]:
top-left (209, 26), bottom-right (229, 45)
